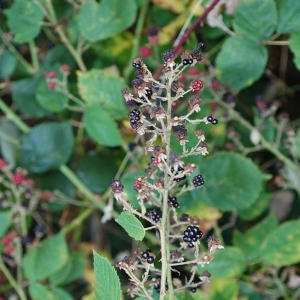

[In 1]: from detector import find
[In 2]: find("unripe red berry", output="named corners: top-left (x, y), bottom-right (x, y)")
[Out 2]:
top-left (40, 191), bottom-right (54, 200)
top-left (0, 158), bottom-right (7, 169)
top-left (148, 35), bottom-right (158, 46)
top-left (24, 179), bottom-right (35, 187)
top-left (4, 244), bottom-right (15, 255)
top-left (133, 180), bottom-right (142, 191)
top-left (47, 81), bottom-right (56, 90)
top-left (12, 173), bottom-right (24, 185)
top-left (2, 236), bottom-right (11, 246)
top-left (7, 231), bottom-right (17, 240)
top-left (44, 70), bottom-right (58, 79)
top-left (211, 79), bottom-right (221, 90)
top-left (210, 102), bottom-right (218, 111)
top-left (188, 67), bottom-right (199, 76)
top-left (60, 64), bottom-right (70, 74)
top-left (139, 46), bottom-right (152, 57)
top-left (190, 79), bottom-right (204, 92)
top-left (172, 100), bottom-right (180, 109)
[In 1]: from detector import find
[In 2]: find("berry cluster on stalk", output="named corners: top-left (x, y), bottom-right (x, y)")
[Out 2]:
top-left (110, 43), bottom-right (224, 299)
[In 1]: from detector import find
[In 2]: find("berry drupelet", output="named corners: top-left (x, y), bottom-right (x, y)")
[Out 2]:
top-left (183, 225), bottom-right (203, 248)
top-left (192, 174), bottom-right (204, 187)
top-left (168, 196), bottom-right (180, 208)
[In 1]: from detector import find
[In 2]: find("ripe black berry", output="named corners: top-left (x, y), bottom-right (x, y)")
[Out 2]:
top-left (183, 225), bottom-right (203, 246)
top-left (212, 119), bottom-right (218, 125)
top-left (142, 252), bottom-right (149, 259)
top-left (132, 62), bottom-right (141, 69)
top-left (147, 257), bottom-right (154, 264)
top-left (153, 277), bottom-right (168, 293)
top-left (189, 286), bottom-right (197, 293)
top-left (168, 196), bottom-right (180, 208)
top-left (192, 174), bottom-right (205, 187)
top-left (207, 115), bottom-right (213, 122)
top-left (147, 209), bottom-right (161, 223)
top-left (146, 87), bottom-right (153, 97)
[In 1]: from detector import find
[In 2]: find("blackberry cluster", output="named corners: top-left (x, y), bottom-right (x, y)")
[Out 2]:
top-left (192, 174), bottom-right (205, 187)
top-left (207, 114), bottom-right (218, 125)
top-left (147, 209), bottom-right (161, 223)
top-left (183, 225), bottom-right (203, 248)
top-left (171, 166), bottom-right (186, 182)
top-left (168, 196), bottom-right (180, 208)
top-left (175, 124), bottom-right (187, 136)
top-left (191, 42), bottom-right (203, 62)
top-left (128, 109), bottom-right (141, 128)
top-left (141, 249), bottom-right (154, 264)
top-left (34, 225), bottom-right (46, 237)
top-left (161, 49), bottom-right (176, 61)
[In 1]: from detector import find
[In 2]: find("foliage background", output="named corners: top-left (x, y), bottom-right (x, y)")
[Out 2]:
top-left (1, 0), bottom-right (300, 299)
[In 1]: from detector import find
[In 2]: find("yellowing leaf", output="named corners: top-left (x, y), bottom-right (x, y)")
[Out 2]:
top-left (158, 1), bottom-right (204, 45)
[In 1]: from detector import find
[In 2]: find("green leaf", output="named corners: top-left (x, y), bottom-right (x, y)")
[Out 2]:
top-left (277, 0), bottom-right (300, 34)
top-left (116, 212), bottom-right (145, 241)
top-left (0, 120), bottom-right (22, 167)
top-left (24, 233), bottom-right (68, 281)
top-left (78, 152), bottom-right (118, 193)
top-left (238, 192), bottom-right (272, 221)
top-left (239, 281), bottom-right (266, 300)
top-left (0, 47), bottom-right (17, 78)
top-left (28, 283), bottom-right (54, 300)
top-left (216, 36), bottom-right (268, 91)
top-left (260, 220), bottom-right (300, 266)
top-left (191, 152), bottom-right (264, 211)
top-left (78, 0), bottom-right (137, 42)
top-left (12, 77), bottom-right (50, 117)
top-left (233, 214), bottom-right (278, 260)
top-left (93, 251), bottom-right (121, 300)
top-left (0, 210), bottom-right (11, 238)
top-left (83, 105), bottom-right (122, 147)
top-left (50, 252), bottom-right (86, 285)
top-left (234, 0), bottom-right (277, 41)
top-left (210, 279), bottom-right (239, 300)
top-left (205, 247), bottom-right (246, 278)
top-left (290, 32), bottom-right (300, 72)
top-left (4, 0), bottom-right (44, 43)
top-left (77, 69), bottom-right (126, 119)
top-left (18, 122), bottom-right (73, 173)
top-left (36, 79), bottom-right (68, 112)
top-left (51, 288), bottom-right (74, 300)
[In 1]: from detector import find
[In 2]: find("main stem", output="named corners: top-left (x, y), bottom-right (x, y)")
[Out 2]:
top-left (160, 78), bottom-right (174, 299)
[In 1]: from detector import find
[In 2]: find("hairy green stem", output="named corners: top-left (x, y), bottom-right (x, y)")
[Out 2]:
top-left (159, 76), bottom-right (175, 299)
top-left (44, 0), bottom-right (87, 72)
top-left (0, 30), bottom-right (34, 75)
top-left (0, 256), bottom-right (27, 300)
top-left (123, 0), bottom-right (150, 81)
top-left (28, 40), bottom-right (40, 71)
top-left (216, 99), bottom-right (300, 175)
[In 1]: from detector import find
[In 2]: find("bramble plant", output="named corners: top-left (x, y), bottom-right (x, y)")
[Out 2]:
top-left (1, 0), bottom-right (300, 299)
top-left (105, 44), bottom-right (225, 299)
